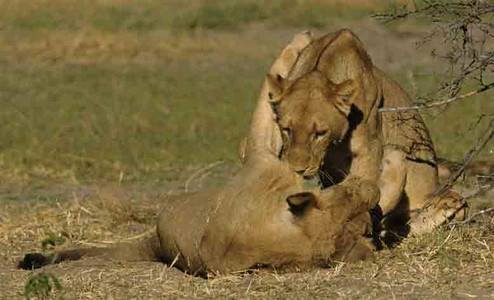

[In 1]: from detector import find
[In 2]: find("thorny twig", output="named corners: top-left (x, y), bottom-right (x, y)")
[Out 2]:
top-left (449, 207), bottom-right (494, 225)
top-left (375, 0), bottom-right (493, 98)
top-left (433, 118), bottom-right (494, 198)
top-left (379, 82), bottom-right (494, 112)
top-left (464, 183), bottom-right (494, 201)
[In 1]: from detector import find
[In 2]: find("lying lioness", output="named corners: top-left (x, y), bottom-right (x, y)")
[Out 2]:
top-left (19, 153), bottom-right (379, 275)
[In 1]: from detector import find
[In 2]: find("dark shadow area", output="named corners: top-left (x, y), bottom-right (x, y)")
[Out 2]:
top-left (379, 194), bottom-right (412, 247)
top-left (319, 104), bottom-right (364, 188)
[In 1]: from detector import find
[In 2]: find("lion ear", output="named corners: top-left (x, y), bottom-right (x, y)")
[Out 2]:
top-left (334, 79), bottom-right (359, 116)
top-left (266, 73), bottom-right (284, 104)
top-left (286, 192), bottom-right (318, 217)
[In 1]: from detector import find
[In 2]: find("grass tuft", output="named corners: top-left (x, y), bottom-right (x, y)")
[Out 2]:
top-left (41, 232), bottom-right (69, 251)
top-left (24, 272), bottom-right (63, 300)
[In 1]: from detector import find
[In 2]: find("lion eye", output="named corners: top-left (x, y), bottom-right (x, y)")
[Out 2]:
top-left (281, 127), bottom-right (291, 134)
top-left (314, 130), bottom-right (327, 139)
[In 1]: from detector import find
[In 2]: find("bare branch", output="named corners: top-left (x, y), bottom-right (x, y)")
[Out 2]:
top-left (433, 118), bottom-right (494, 198)
top-left (449, 207), bottom-right (494, 225)
top-left (375, 0), bottom-right (494, 104)
top-left (378, 82), bottom-right (494, 112)
top-left (463, 182), bottom-right (494, 201)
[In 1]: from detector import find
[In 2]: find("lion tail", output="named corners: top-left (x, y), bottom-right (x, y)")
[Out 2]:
top-left (18, 235), bottom-right (162, 270)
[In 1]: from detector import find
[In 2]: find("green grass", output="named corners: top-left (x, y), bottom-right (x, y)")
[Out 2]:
top-left (0, 0), bottom-right (375, 32)
top-left (3, 58), bottom-right (490, 182)
top-left (0, 0), bottom-right (491, 183)
top-left (393, 68), bottom-right (494, 161)
top-left (425, 93), bottom-right (493, 161)
top-left (0, 0), bottom-right (381, 182)
top-left (0, 60), bottom-right (266, 181)
top-left (173, 0), bottom-right (372, 30)
top-left (24, 272), bottom-right (62, 299)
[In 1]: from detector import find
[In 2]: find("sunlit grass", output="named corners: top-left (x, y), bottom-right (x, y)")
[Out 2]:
top-left (0, 60), bottom-right (265, 181)
top-left (393, 68), bottom-right (494, 161)
top-left (0, 0), bottom-right (376, 32)
top-left (0, 0), bottom-right (490, 182)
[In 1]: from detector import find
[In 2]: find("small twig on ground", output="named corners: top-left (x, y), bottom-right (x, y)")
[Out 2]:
top-left (185, 161), bottom-right (223, 192)
top-left (427, 225), bottom-right (455, 260)
top-left (379, 82), bottom-right (494, 112)
top-left (168, 253), bottom-right (180, 270)
top-left (76, 229), bottom-right (155, 247)
top-left (123, 229), bottom-right (155, 241)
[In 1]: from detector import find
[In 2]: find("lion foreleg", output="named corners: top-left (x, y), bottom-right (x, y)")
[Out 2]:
top-left (378, 149), bottom-right (407, 215)
top-left (319, 176), bottom-right (380, 221)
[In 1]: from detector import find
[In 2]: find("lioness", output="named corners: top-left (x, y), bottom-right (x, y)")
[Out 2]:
top-left (242, 29), bottom-right (466, 238)
top-left (19, 152), bottom-right (379, 275)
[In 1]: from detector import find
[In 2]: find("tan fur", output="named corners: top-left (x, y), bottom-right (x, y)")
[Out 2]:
top-left (239, 31), bottom-right (314, 163)
top-left (243, 29), bottom-right (467, 237)
top-left (18, 153), bottom-right (379, 275)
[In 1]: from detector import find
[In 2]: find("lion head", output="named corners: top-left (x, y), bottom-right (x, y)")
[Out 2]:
top-left (266, 70), bottom-right (360, 178)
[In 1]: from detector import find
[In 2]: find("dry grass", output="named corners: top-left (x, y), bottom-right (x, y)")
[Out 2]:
top-left (1, 180), bottom-right (493, 299)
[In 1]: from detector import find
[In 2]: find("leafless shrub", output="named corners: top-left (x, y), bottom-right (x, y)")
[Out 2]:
top-left (374, 0), bottom-right (493, 205)
top-left (375, 0), bottom-right (493, 110)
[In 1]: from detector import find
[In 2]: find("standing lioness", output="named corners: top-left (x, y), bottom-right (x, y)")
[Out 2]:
top-left (242, 29), bottom-right (466, 239)
top-left (19, 152), bottom-right (379, 275)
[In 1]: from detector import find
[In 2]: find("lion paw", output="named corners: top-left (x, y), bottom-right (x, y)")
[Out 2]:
top-left (409, 193), bottom-right (468, 236)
